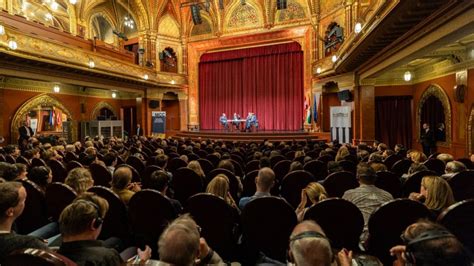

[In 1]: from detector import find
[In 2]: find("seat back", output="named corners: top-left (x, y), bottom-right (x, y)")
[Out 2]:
top-left (270, 155), bottom-right (286, 168)
top-left (368, 199), bottom-right (431, 265)
top-left (31, 158), bottom-right (47, 167)
top-left (171, 167), bottom-right (204, 206)
top-left (273, 160), bottom-right (291, 182)
top-left (391, 159), bottom-right (412, 177)
top-left (64, 152), bottom-right (79, 163)
top-left (323, 171), bottom-right (358, 198)
top-left (128, 189), bottom-right (177, 255)
top-left (197, 159), bottom-right (214, 176)
top-left (242, 170), bottom-right (258, 197)
top-left (142, 165), bottom-right (161, 185)
top-left (438, 199), bottom-right (474, 253)
top-left (423, 158), bottom-right (446, 176)
top-left (229, 159), bottom-right (244, 178)
top-left (88, 186), bottom-right (129, 239)
top-left (338, 160), bottom-right (357, 174)
top-left (167, 157), bottom-right (188, 173)
top-left (206, 154), bottom-right (221, 168)
top-left (16, 180), bottom-right (49, 234)
top-left (304, 198), bottom-right (364, 250)
top-left (375, 171), bottom-right (402, 198)
top-left (448, 170), bottom-right (474, 201)
top-left (45, 183), bottom-right (77, 221)
top-left (245, 160), bottom-right (260, 174)
top-left (196, 150), bottom-right (208, 158)
top-left (457, 158), bottom-right (474, 170)
top-left (186, 193), bottom-right (239, 261)
top-left (187, 153), bottom-right (199, 161)
top-left (280, 170), bottom-right (316, 209)
top-left (5, 155), bottom-right (16, 164)
top-left (303, 160), bottom-right (327, 181)
top-left (66, 160), bottom-right (83, 172)
top-left (241, 196), bottom-right (297, 263)
top-left (4, 248), bottom-right (77, 266)
top-left (208, 168), bottom-right (239, 201)
top-left (89, 163), bottom-right (113, 187)
top-left (16, 156), bottom-right (30, 167)
top-left (383, 154), bottom-right (402, 170)
top-left (126, 156), bottom-right (146, 175)
top-left (401, 170), bottom-right (436, 197)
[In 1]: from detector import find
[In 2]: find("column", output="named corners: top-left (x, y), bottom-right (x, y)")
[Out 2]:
top-left (354, 84), bottom-right (375, 144)
top-left (178, 92), bottom-right (188, 131)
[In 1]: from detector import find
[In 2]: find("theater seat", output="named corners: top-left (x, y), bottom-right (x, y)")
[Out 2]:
top-left (45, 183), bottom-right (77, 221)
top-left (280, 170), bottom-right (316, 209)
top-left (89, 163), bottom-right (112, 187)
top-left (438, 199), bottom-right (474, 254)
top-left (171, 167), bottom-right (204, 206)
top-left (4, 248), bottom-right (77, 266)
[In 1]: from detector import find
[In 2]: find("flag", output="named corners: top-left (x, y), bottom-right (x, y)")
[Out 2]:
top-left (313, 93), bottom-right (319, 123)
top-left (304, 95), bottom-right (311, 124)
top-left (49, 109), bottom-right (54, 125)
top-left (56, 110), bottom-right (62, 127)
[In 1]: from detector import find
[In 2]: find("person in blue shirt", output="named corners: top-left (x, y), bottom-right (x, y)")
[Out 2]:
top-left (219, 113), bottom-right (228, 130)
top-left (233, 113), bottom-right (241, 130)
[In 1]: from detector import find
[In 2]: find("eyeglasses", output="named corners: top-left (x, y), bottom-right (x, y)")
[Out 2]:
top-left (196, 225), bottom-right (202, 234)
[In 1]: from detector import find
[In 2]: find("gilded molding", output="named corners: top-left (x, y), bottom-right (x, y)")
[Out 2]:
top-left (416, 84), bottom-right (452, 148)
top-left (11, 93), bottom-right (77, 142)
top-left (90, 102), bottom-right (118, 120)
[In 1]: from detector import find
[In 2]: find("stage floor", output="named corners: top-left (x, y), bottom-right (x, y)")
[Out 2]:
top-left (172, 130), bottom-right (330, 143)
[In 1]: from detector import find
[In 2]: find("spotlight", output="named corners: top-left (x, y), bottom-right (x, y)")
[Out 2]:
top-left (51, 1), bottom-right (58, 10)
top-left (53, 85), bottom-right (60, 93)
top-left (143, 74), bottom-right (149, 80)
top-left (276, 0), bottom-right (287, 10)
top-left (191, 5), bottom-right (202, 25)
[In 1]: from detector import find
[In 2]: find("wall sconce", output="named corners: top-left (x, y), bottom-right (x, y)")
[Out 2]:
top-left (88, 58), bottom-right (95, 68)
top-left (53, 85), bottom-right (61, 93)
top-left (0, 22), bottom-right (5, 36)
top-left (403, 71), bottom-right (412, 82)
top-left (316, 67), bottom-right (322, 74)
top-left (8, 37), bottom-right (18, 50)
top-left (354, 22), bottom-right (363, 34)
top-left (112, 92), bottom-right (117, 98)
top-left (170, 80), bottom-right (176, 84)
top-left (143, 74), bottom-right (149, 80)
top-left (331, 55), bottom-right (338, 63)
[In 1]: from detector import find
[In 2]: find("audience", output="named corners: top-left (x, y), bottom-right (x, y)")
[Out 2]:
top-left (187, 160), bottom-right (206, 185)
top-left (206, 174), bottom-right (239, 211)
top-left (295, 182), bottom-right (328, 221)
top-left (239, 167), bottom-right (275, 209)
top-left (442, 161), bottom-right (466, 180)
top-left (111, 166), bottom-right (140, 205)
top-left (0, 182), bottom-right (49, 263)
top-left (142, 170), bottom-right (182, 215)
top-left (28, 166), bottom-right (53, 192)
top-left (65, 167), bottom-right (94, 194)
top-left (409, 175), bottom-right (455, 218)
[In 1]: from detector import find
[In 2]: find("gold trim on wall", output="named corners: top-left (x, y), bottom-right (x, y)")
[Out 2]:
top-left (11, 93), bottom-right (77, 143)
top-left (416, 84), bottom-right (452, 148)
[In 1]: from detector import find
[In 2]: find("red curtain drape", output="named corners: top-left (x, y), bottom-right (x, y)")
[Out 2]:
top-left (375, 96), bottom-right (413, 149)
top-left (199, 42), bottom-right (304, 130)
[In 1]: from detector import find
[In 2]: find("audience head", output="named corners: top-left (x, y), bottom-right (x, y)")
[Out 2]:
top-left (356, 162), bottom-right (377, 185)
top-left (206, 174), bottom-right (230, 200)
top-left (65, 167), bottom-right (94, 194)
top-left (28, 166), bottom-right (52, 189)
top-left (102, 152), bottom-right (117, 167)
top-left (408, 163), bottom-right (429, 175)
top-left (143, 170), bottom-right (170, 192)
top-left (445, 161), bottom-right (466, 174)
top-left (368, 153), bottom-right (384, 163)
top-left (155, 154), bottom-right (169, 169)
top-left (304, 182), bottom-right (328, 204)
top-left (158, 214), bottom-right (201, 265)
top-left (111, 166), bottom-right (132, 190)
top-left (256, 167), bottom-right (275, 192)
top-left (188, 160), bottom-right (205, 178)
top-left (1, 163), bottom-right (20, 182)
top-left (59, 193), bottom-right (108, 240)
top-left (0, 182), bottom-right (25, 224)
top-left (14, 163), bottom-right (28, 181)
top-left (398, 220), bottom-right (471, 266)
top-left (437, 153), bottom-right (454, 164)
top-left (421, 176), bottom-right (455, 212)
top-left (335, 146), bottom-right (349, 162)
top-left (327, 161), bottom-right (343, 174)
top-left (217, 160), bottom-right (235, 174)
top-left (289, 161), bottom-right (303, 172)
top-left (258, 157), bottom-right (271, 168)
top-left (289, 220), bottom-right (333, 266)
top-left (409, 150), bottom-right (427, 163)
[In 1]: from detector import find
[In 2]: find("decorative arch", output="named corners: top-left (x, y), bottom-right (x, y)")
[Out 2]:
top-left (190, 15), bottom-right (213, 37)
top-left (158, 14), bottom-right (181, 38)
top-left (225, 1), bottom-right (263, 31)
top-left (90, 102), bottom-right (118, 120)
top-left (468, 105), bottom-right (474, 155)
top-left (87, 10), bottom-right (118, 40)
top-left (416, 84), bottom-right (452, 147)
top-left (11, 94), bottom-right (76, 143)
top-left (275, 0), bottom-right (307, 23)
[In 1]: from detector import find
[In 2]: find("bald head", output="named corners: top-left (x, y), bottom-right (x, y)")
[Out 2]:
top-left (256, 167), bottom-right (275, 192)
top-left (289, 221), bottom-right (333, 266)
top-left (111, 167), bottom-right (132, 190)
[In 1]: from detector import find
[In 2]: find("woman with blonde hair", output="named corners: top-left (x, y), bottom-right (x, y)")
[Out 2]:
top-left (335, 146), bottom-right (350, 162)
top-left (408, 150), bottom-right (427, 163)
top-left (206, 174), bottom-right (239, 211)
top-left (409, 175), bottom-right (455, 218)
top-left (65, 167), bottom-right (94, 194)
top-left (188, 160), bottom-right (206, 184)
top-left (296, 182), bottom-right (328, 221)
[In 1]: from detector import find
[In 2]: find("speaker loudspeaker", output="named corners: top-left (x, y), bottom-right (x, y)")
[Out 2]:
top-left (191, 5), bottom-right (202, 25)
top-left (277, 0), bottom-right (287, 9)
top-left (338, 90), bottom-right (353, 102)
top-left (149, 100), bottom-right (160, 109)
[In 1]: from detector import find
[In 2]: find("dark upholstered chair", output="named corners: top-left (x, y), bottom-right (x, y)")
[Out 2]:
top-left (448, 170), bottom-right (474, 201)
top-left (186, 193), bottom-right (240, 261)
top-left (383, 154), bottom-right (403, 170)
top-left (304, 198), bottom-right (364, 250)
top-left (171, 167), bottom-right (204, 206)
top-left (167, 157), bottom-right (188, 174)
top-left (391, 159), bottom-right (412, 177)
top-left (273, 159), bottom-right (291, 183)
top-left (423, 158), bottom-right (446, 176)
top-left (303, 160), bottom-right (327, 181)
top-left (375, 171), bottom-right (401, 198)
top-left (270, 155), bottom-right (286, 168)
top-left (16, 180), bottom-right (49, 234)
top-left (126, 156), bottom-right (146, 175)
top-left (4, 248), bottom-right (77, 266)
top-left (197, 158), bottom-right (214, 176)
top-left (367, 199), bottom-right (431, 265)
top-left (438, 199), bottom-right (474, 253)
top-left (280, 170), bottom-right (316, 209)
top-left (45, 183), bottom-right (77, 221)
top-left (241, 196), bottom-right (297, 264)
top-left (401, 170), bottom-right (436, 197)
top-left (65, 160), bottom-right (83, 172)
top-left (245, 160), bottom-right (260, 174)
top-left (242, 170), bottom-right (259, 197)
top-left (89, 163), bottom-right (112, 187)
top-left (323, 171), bottom-right (358, 198)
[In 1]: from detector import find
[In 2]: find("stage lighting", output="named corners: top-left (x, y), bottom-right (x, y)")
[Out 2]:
top-left (191, 5), bottom-right (202, 25)
top-left (277, 0), bottom-right (287, 10)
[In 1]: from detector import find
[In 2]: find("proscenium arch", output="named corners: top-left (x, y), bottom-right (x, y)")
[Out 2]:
top-left (11, 93), bottom-right (76, 143)
top-left (90, 102), bottom-right (118, 120)
top-left (416, 84), bottom-right (452, 148)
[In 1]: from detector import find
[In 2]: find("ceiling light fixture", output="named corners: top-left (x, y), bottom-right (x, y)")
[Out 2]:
top-left (112, 92), bottom-right (117, 98)
top-left (404, 71), bottom-right (412, 82)
top-left (331, 55), bottom-right (338, 63)
top-left (53, 85), bottom-right (60, 93)
top-left (0, 22), bottom-right (5, 36)
top-left (8, 38), bottom-right (18, 50)
top-left (143, 74), bottom-right (149, 80)
top-left (51, 1), bottom-right (59, 10)
top-left (88, 58), bottom-right (95, 68)
top-left (316, 67), bottom-right (322, 74)
top-left (124, 0), bottom-right (134, 29)
top-left (354, 22), bottom-right (362, 34)
top-left (69, 0), bottom-right (77, 4)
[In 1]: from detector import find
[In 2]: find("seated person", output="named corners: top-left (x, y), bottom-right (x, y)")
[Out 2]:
top-left (57, 194), bottom-right (151, 265)
top-left (245, 112), bottom-right (258, 131)
top-left (0, 182), bottom-right (49, 264)
top-left (219, 113), bottom-right (228, 129)
top-left (409, 175), bottom-right (455, 219)
top-left (442, 161), bottom-right (466, 180)
top-left (233, 113), bottom-right (241, 129)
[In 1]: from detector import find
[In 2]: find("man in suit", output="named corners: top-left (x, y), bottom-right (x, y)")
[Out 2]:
top-left (420, 123), bottom-right (435, 156)
top-left (233, 113), bottom-right (241, 130)
top-left (219, 113), bottom-right (228, 130)
top-left (136, 124), bottom-right (142, 136)
top-left (18, 121), bottom-right (34, 150)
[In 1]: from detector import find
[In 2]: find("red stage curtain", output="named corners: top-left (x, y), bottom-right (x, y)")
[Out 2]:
top-left (375, 96), bottom-right (413, 149)
top-left (199, 42), bottom-right (303, 130)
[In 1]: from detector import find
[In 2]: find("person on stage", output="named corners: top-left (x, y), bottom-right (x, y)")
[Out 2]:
top-left (233, 113), bottom-right (241, 130)
top-left (219, 113), bottom-right (228, 130)
top-left (246, 112), bottom-right (258, 131)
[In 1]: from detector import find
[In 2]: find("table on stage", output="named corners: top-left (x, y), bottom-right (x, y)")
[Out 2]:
top-left (226, 119), bottom-right (247, 131)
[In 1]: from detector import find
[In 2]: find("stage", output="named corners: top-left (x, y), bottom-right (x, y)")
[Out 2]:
top-left (172, 130), bottom-right (331, 143)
